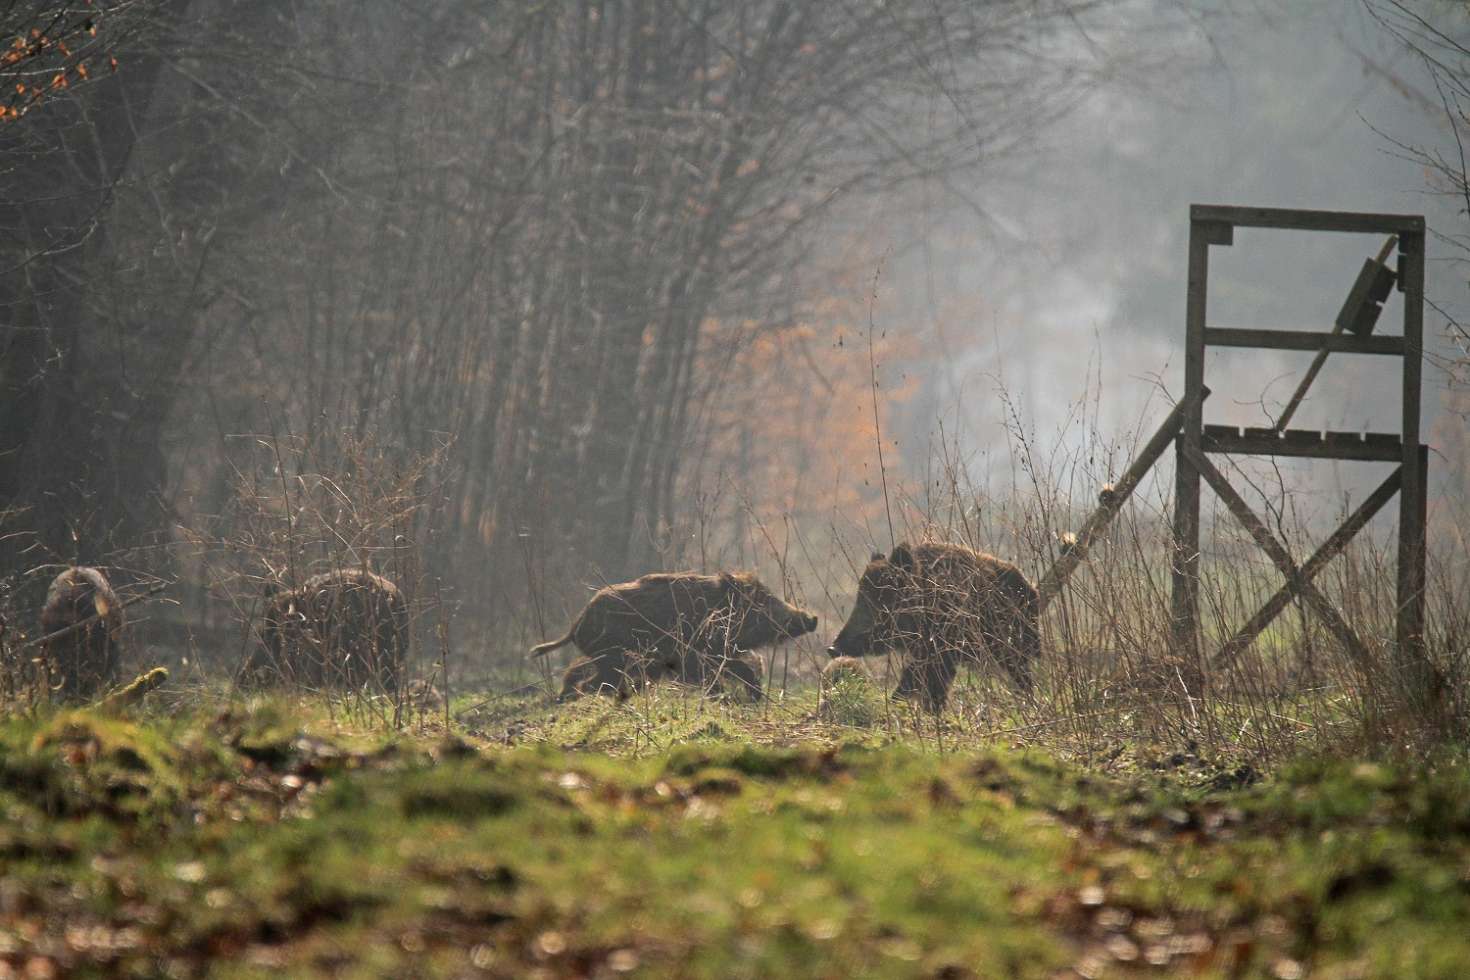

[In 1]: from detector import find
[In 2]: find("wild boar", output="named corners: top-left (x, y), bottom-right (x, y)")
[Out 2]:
top-left (531, 571), bottom-right (815, 700)
top-left (249, 568), bottom-right (408, 692)
top-left (40, 566), bottom-right (123, 702)
top-left (828, 541), bottom-right (1039, 711)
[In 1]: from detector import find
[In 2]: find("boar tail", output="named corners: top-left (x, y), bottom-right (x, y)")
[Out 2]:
top-left (529, 632), bottom-right (574, 658)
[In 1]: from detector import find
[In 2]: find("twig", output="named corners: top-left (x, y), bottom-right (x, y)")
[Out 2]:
top-left (17, 583), bottom-right (168, 652)
top-left (866, 253), bottom-right (896, 550)
top-left (98, 668), bottom-right (170, 712)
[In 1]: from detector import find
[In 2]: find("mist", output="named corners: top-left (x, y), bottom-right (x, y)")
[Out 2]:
top-left (858, 1), bottom-right (1467, 518)
top-left (2, 0), bottom-right (1466, 666)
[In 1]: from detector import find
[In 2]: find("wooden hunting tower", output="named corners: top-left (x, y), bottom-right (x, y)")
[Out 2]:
top-left (1168, 204), bottom-right (1428, 686)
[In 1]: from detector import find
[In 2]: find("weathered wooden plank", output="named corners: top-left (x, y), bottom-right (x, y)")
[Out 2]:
top-left (1279, 429), bottom-right (1323, 446)
top-left (1037, 387), bottom-right (1210, 609)
top-left (1323, 431), bottom-right (1365, 447)
top-left (1336, 256), bottom-right (1396, 335)
top-left (1272, 235), bottom-right (1400, 431)
top-left (1183, 445), bottom-right (1372, 668)
top-left (1203, 328), bottom-right (1403, 355)
top-left (1170, 224), bottom-right (1211, 680)
top-left (1197, 220), bottom-right (1234, 245)
top-left (1191, 204), bottom-right (1424, 234)
top-left (1212, 467), bottom-right (1402, 671)
top-left (1397, 229), bottom-right (1427, 684)
top-left (1201, 429), bottom-right (1402, 461)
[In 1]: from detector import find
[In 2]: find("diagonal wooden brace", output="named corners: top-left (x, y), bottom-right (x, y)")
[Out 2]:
top-left (1181, 445), bottom-right (1372, 668)
top-left (1037, 387), bottom-right (1209, 610)
top-left (1274, 234), bottom-right (1398, 432)
top-left (1211, 466), bottom-right (1401, 671)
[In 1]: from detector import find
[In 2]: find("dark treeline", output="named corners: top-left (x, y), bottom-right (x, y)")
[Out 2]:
top-left (2, 0), bottom-right (1113, 649)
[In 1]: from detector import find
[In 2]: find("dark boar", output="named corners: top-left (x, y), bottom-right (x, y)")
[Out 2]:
top-left (40, 566), bottom-right (123, 702)
top-left (249, 569), bottom-right (408, 692)
top-left (531, 571), bottom-right (815, 701)
top-left (828, 541), bottom-right (1039, 711)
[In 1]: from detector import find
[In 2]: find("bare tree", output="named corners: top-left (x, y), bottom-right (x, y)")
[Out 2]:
top-left (1365, 2), bottom-right (1470, 370)
top-left (6, 0), bottom-right (1129, 663)
top-left (0, 0), bottom-right (181, 583)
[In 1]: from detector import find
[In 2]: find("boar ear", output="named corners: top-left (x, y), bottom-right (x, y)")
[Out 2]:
top-left (889, 542), bottom-right (915, 570)
top-left (870, 551), bottom-right (884, 562)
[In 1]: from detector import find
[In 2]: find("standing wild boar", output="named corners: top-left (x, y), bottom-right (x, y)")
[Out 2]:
top-left (248, 569), bottom-right (408, 692)
top-left (40, 566), bottom-right (124, 702)
top-left (828, 541), bottom-right (1039, 711)
top-left (533, 571), bottom-right (815, 700)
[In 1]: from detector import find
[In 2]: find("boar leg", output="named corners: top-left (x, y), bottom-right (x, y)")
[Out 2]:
top-left (895, 645), bottom-right (957, 712)
top-left (894, 658), bottom-right (922, 702)
top-left (981, 608), bottom-right (1037, 696)
top-left (559, 653), bottom-right (624, 700)
top-left (990, 638), bottom-right (1034, 695)
top-left (716, 655), bottom-right (762, 702)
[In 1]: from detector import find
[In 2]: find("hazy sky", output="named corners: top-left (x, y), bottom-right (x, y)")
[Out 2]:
top-left (855, 0), bottom-right (1467, 515)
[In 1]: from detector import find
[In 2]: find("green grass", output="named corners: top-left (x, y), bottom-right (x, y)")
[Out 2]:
top-left (0, 692), bottom-right (1467, 978)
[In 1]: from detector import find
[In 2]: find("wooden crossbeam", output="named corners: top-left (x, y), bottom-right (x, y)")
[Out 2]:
top-left (1200, 427), bottom-right (1403, 462)
top-left (1211, 466), bottom-right (1402, 671)
top-left (1272, 235), bottom-right (1399, 432)
top-left (1190, 204), bottom-right (1424, 235)
top-left (15, 583), bottom-right (167, 653)
top-left (1036, 388), bottom-right (1208, 609)
top-left (1181, 445), bottom-right (1372, 667)
top-left (1203, 328), bottom-right (1403, 356)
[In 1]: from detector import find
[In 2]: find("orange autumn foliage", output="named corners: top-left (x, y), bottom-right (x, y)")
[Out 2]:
top-left (692, 290), bottom-right (923, 531)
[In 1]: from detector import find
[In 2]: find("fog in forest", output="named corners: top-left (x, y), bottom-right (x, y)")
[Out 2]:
top-left (865, 2), bottom-right (1468, 504)
top-left (3, 0), bottom-right (1467, 676)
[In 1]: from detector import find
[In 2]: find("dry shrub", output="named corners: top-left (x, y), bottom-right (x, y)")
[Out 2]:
top-left (667, 359), bottom-right (1467, 767)
top-left (178, 424), bottom-right (451, 722)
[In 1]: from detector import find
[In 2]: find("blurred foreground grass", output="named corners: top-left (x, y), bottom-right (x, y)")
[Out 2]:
top-left (0, 689), bottom-right (1467, 978)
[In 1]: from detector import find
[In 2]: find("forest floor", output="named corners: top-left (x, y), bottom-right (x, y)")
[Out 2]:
top-left (2, 683), bottom-right (1468, 979)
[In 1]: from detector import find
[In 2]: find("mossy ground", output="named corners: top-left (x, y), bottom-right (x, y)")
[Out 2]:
top-left (0, 685), bottom-right (1467, 978)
